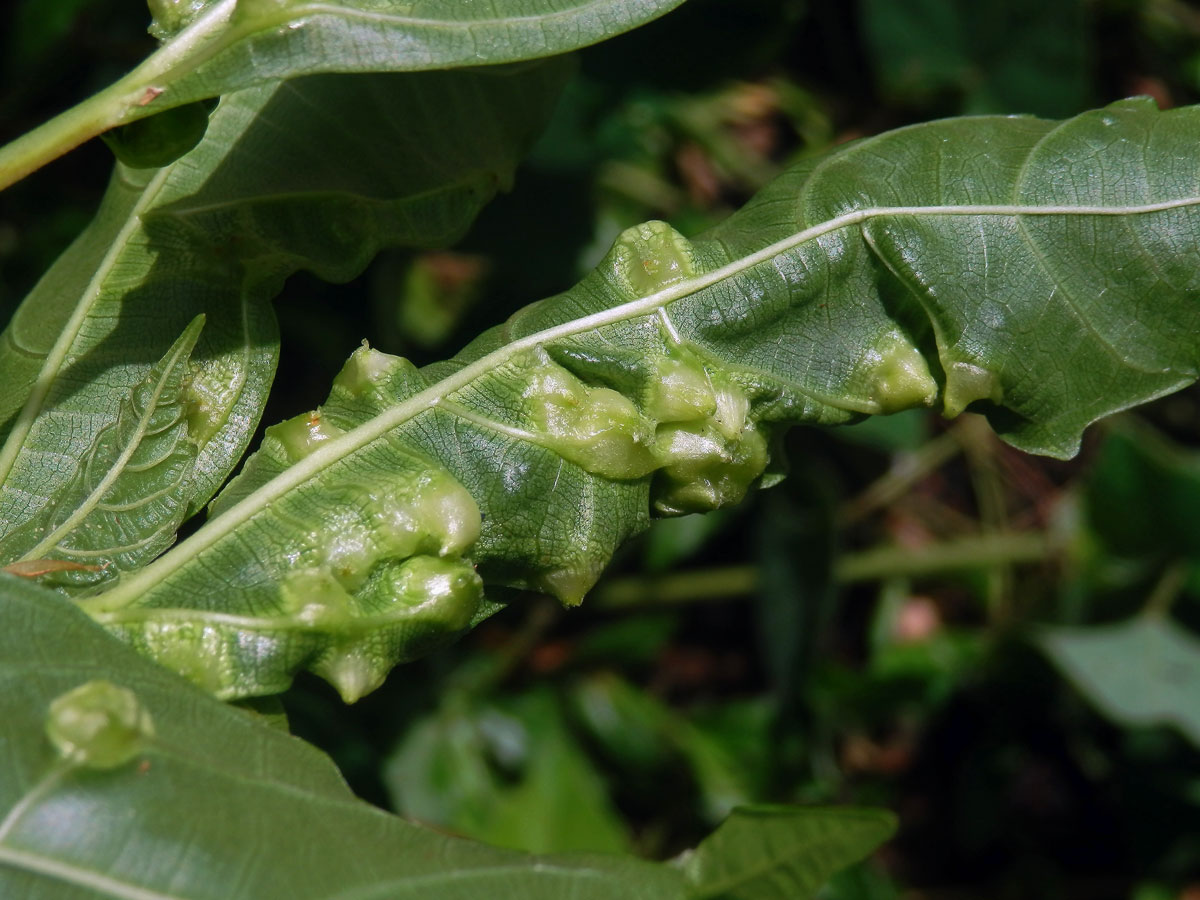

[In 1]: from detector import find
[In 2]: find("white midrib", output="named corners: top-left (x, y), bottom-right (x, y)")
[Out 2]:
top-left (17, 323), bottom-right (200, 563)
top-left (0, 167), bottom-right (176, 498)
top-left (0, 845), bottom-right (187, 900)
top-left (271, 0), bottom-right (676, 30)
top-left (88, 196), bottom-right (1200, 611)
top-left (76, 0), bottom-right (677, 124)
top-left (0, 0), bottom-right (243, 494)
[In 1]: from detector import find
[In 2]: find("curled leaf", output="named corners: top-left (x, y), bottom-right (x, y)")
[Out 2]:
top-left (101, 100), bottom-right (217, 169)
top-left (86, 99), bottom-right (1200, 701)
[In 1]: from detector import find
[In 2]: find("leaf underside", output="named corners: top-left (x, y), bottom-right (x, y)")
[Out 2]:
top-left (0, 61), bottom-right (571, 587)
top-left (62, 97), bottom-right (1200, 703)
top-left (133, 0), bottom-right (688, 122)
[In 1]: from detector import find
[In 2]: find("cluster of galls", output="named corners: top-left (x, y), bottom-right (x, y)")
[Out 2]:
top-left (521, 344), bottom-right (769, 516)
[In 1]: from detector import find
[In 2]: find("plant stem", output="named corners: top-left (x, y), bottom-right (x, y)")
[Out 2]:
top-left (0, 79), bottom-right (135, 191)
top-left (1143, 559), bottom-right (1188, 618)
top-left (836, 532), bottom-right (1049, 583)
top-left (956, 414), bottom-right (1014, 623)
top-left (591, 532), bottom-right (1053, 609)
top-left (0, 0), bottom-right (236, 192)
top-left (594, 566), bottom-right (760, 609)
top-left (837, 424), bottom-right (964, 526)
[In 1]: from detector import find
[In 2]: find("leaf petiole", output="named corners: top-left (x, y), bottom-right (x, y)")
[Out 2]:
top-left (0, 0), bottom-right (237, 192)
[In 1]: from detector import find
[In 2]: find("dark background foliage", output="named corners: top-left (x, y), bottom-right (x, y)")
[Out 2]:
top-left (3, 2), bottom-right (1200, 898)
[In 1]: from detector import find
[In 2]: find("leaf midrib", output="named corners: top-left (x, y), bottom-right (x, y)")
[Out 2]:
top-left (0, 846), bottom-right (186, 900)
top-left (17, 321), bottom-right (200, 563)
top-left (260, 0), bottom-right (669, 32)
top-left (0, 842), bottom-right (668, 900)
top-left (0, 724), bottom-right (666, 900)
top-left (88, 196), bottom-right (1200, 612)
top-left (137, 0), bottom-right (684, 119)
top-left (0, 167), bottom-right (176, 518)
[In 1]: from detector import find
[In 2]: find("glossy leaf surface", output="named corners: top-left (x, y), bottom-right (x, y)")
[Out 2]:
top-left (0, 575), bottom-right (691, 898)
top-left (132, 0), bottom-right (687, 117)
top-left (0, 61), bottom-right (569, 585)
top-left (85, 99), bottom-right (1200, 701)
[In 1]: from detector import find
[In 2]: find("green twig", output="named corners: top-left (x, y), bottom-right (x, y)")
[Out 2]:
top-left (0, 78), bottom-right (136, 192)
top-left (835, 532), bottom-right (1049, 583)
top-left (1143, 560), bottom-right (1188, 618)
top-left (837, 424), bottom-right (964, 526)
top-left (0, 0), bottom-right (236, 192)
top-left (955, 415), bottom-right (1013, 623)
top-left (591, 532), bottom-right (1053, 610)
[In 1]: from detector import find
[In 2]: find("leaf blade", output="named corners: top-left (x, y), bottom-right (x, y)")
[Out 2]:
top-left (0, 61), bottom-right (570, 583)
top-left (136, 0), bottom-right (687, 115)
top-left (0, 576), bottom-right (691, 900)
top-left (678, 805), bottom-right (897, 900)
top-left (4, 317), bottom-right (205, 585)
top-left (1039, 616), bottom-right (1200, 748)
top-left (87, 100), bottom-right (1200, 701)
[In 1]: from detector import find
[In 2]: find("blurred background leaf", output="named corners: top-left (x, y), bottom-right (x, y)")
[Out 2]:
top-left (859, 0), bottom-right (1091, 116)
top-left (1040, 616), bottom-right (1200, 748)
top-left (386, 686), bottom-right (630, 854)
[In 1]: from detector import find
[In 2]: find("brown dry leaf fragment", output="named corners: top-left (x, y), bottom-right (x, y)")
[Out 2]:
top-left (3, 559), bottom-right (107, 578)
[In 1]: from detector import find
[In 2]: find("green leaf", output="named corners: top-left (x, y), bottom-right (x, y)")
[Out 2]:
top-left (1039, 616), bottom-right (1200, 748)
top-left (134, 0), bottom-right (687, 115)
top-left (82, 99), bottom-right (1200, 702)
top-left (0, 60), bottom-right (569, 580)
top-left (859, 0), bottom-right (1089, 117)
top-left (1084, 420), bottom-right (1200, 561)
top-left (0, 1), bottom-right (682, 190)
top-left (0, 575), bottom-right (691, 898)
top-left (1, 316), bottom-right (205, 588)
top-left (677, 806), bottom-right (897, 900)
top-left (572, 673), bottom-right (762, 822)
top-left (387, 688), bottom-right (631, 854)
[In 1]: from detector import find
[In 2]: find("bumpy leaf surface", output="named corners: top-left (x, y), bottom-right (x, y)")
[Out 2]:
top-left (0, 61), bottom-right (569, 585)
top-left (84, 99), bottom-right (1200, 701)
top-left (1, 317), bottom-right (205, 583)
